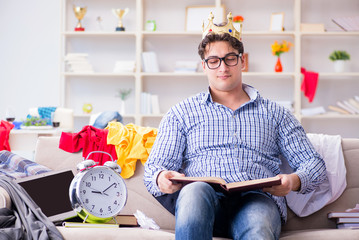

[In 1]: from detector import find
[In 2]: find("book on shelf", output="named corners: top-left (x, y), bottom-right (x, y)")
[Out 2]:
top-left (336, 217), bottom-right (359, 224)
top-left (348, 99), bottom-right (359, 112)
top-left (300, 23), bottom-right (325, 32)
top-left (142, 51), bottom-right (159, 73)
top-left (62, 222), bottom-right (119, 228)
top-left (140, 92), bottom-right (160, 115)
top-left (328, 105), bottom-right (350, 115)
top-left (65, 53), bottom-right (94, 73)
top-left (332, 16), bottom-right (359, 31)
top-left (62, 214), bottom-right (138, 228)
top-left (337, 101), bottom-right (355, 114)
top-left (301, 106), bottom-right (326, 116)
top-left (328, 211), bottom-right (359, 218)
top-left (170, 175), bottom-right (281, 194)
top-left (337, 223), bottom-right (359, 229)
top-left (110, 214), bottom-right (138, 226)
top-left (343, 101), bottom-right (359, 114)
top-left (327, 96), bottom-right (359, 115)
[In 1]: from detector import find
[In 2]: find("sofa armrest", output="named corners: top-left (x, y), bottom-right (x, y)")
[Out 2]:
top-left (0, 187), bottom-right (11, 209)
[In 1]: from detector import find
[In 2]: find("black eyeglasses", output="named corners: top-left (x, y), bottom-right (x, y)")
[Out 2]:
top-left (203, 53), bottom-right (241, 70)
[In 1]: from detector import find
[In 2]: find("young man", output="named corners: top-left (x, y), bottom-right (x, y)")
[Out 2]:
top-left (144, 13), bottom-right (327, 240)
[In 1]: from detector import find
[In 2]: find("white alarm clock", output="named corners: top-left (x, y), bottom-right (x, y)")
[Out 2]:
top-left (69, 151), bottom-right (127, 223)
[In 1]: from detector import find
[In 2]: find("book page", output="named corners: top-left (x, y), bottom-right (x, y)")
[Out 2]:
top-left (170, 176), bottom-right (226, 185)
top-left (225, 176), bottom-right (281, 191)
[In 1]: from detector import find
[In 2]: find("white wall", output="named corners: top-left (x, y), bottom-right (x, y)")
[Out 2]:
top-left (0, 0), bottom-right (61, 120)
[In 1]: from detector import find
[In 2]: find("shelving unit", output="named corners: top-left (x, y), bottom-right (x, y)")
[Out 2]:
top-left (60, 0), bottom-right (358, 137)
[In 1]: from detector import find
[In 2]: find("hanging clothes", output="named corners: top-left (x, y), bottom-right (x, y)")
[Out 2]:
top-left (301, 67), bottom-right (319, 103)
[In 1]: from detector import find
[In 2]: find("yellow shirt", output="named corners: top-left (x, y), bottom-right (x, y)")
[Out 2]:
top-left (106, 122), bottom-right (157, 178)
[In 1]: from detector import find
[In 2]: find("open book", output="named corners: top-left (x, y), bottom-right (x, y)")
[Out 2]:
top-left (170, 175), bottom-right (281, 194)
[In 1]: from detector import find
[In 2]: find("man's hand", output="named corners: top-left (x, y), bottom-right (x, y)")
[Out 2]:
top-left (263, 174), bottom-right (301, 197)
top-left (157, 170), bottom-right (185, 194)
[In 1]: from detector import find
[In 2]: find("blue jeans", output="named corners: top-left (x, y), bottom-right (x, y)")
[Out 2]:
top-left (175, 182), bottom-right (281, 240)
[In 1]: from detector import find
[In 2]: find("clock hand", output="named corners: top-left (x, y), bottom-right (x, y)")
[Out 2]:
top-left (102, 183), bottom-right (116, 193)
top-left (91, 190), bottom-right (109, 196)
top-left (89, 187), bottom-right (109, 196)
top-left (91, 190), bottom-right (102, 194)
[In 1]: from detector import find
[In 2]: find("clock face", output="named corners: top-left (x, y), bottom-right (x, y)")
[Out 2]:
top-left (77, 166), bottom-right (127, 218)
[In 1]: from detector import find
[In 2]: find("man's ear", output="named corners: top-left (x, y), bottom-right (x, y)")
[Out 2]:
top-left (241, 54), bottom-right (246, 71)
top-left (201, 60), bottom-right (206, 71)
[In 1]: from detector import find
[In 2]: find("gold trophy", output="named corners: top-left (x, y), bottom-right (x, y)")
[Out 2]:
top-left (112, 8), bottom-right (129, 31)
top-left (73, 6), bottom-right (87, 31)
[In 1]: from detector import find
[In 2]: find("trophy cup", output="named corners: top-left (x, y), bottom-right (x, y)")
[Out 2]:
top-left (73, 6), bottom-right (87, 31)
top-left (112, 8), bottom-right (129, 31)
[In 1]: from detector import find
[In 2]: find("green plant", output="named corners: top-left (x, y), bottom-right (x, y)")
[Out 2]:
top-left (23, 116), bottom-right (47, 126)
top-left (116, 88), bottom-right (132, 101)
top-left (329, 50), bottom-right (350, 61)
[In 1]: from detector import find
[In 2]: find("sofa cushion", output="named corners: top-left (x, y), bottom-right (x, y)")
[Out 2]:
top-left (34, 136), bottom-right (82, 173)
top-left (120, 161), bottom-right (176, 230)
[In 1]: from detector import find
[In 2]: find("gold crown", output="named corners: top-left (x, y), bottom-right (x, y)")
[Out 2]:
top-left (202, 12), bottom-right (242, 41)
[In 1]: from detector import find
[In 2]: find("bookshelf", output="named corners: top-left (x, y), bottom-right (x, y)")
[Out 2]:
top-left (60, 0), bottom-right (359, 137)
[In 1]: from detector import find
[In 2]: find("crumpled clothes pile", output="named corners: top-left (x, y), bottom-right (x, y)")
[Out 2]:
top-left (106, 122), bottom-right (157, 179)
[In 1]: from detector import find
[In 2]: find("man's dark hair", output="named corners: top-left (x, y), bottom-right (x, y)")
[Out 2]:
top-left (198, 33), bottom-right (244, 59)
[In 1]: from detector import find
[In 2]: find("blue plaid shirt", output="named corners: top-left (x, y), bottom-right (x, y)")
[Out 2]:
top-left (144, 84), bottom-right (327, 222)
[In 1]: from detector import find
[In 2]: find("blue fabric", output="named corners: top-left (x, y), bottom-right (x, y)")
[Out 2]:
top-left (38, 107), bottom-right (57, 125)
top-left (0, 150), bottom-right (51, 179)
top-left (175, 182), bottom-right (281, 239)
top-left (144, 84), bottom-right (327, 222)
top-left (93, 111), bottom-right (123, 129)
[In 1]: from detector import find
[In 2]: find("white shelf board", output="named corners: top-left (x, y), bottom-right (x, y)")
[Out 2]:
top-left (74, 113), bottom-right (137, 118)
top-left (301, 114), bottom-right (359, 120)
top-left (62, 32), bottom-right (136, 37)
top-left (318, 72), bottom-right (359, 77)
top-left (140, 72), bottom-right (205, 77)
top-left (140, 72), bottom-right (295, 77)
top-left (301, 31), bottom-right (359, 37)
top-left (142, 31), bottom-right (296, 37)
top-left (62, 72), bottom-right (136, 77)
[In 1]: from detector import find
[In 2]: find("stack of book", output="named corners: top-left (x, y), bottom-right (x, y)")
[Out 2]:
top-left (174, 61), bottom-right (198, 73)
top-left (332, 16), bottom-right (359, 31)
top-left (142, 52), bottom-right (159, 73)
top-left (140, 92), bottom-right (160, 115)
top-left (65, 53), bottom-right (94, 73)
top-left (328, 212), bottom-right (359, 229)
top-left (328, 96), bottom-right (359, 115)
top-left (113, 60), bottom-right (135, 73)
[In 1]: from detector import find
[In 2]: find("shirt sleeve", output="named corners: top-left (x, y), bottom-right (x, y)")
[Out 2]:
top-left (276, 108), bottom-right (327, 194)
top-left (144, 110), bottom-right (187, 197)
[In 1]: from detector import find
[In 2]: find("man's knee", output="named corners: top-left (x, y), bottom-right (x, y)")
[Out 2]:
top-left (177, 182), bottom-right (217, 207)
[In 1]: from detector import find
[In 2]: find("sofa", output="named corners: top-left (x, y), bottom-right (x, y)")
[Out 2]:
top-left (1, 136), bottom-right (359, 239)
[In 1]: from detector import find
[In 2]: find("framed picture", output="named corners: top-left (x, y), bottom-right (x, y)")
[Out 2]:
top-left (185, 5), bottom-right (225, 32)
top-left (270, 12), bottom-right (284, 31)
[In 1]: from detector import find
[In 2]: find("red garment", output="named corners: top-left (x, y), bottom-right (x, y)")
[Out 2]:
top-left (59, 125), bottom-right (117, 165)
top-left (0, 121), bottom-right (14, 151)
top-left (301, 67), bottom-right (319, 103)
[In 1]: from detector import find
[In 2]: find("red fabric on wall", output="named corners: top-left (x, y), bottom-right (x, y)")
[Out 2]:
top-left (301, 67), bottom-right (319, 103)
top-left (0, 121), bottom-right (14, 151)
top-left (59, 125), bottom-right (117, 165)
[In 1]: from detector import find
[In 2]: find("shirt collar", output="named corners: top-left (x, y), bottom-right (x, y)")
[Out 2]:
top-left (242, 83), bottom-right (259, 102)
top-left (200, 84), bottom-right (259, 105)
